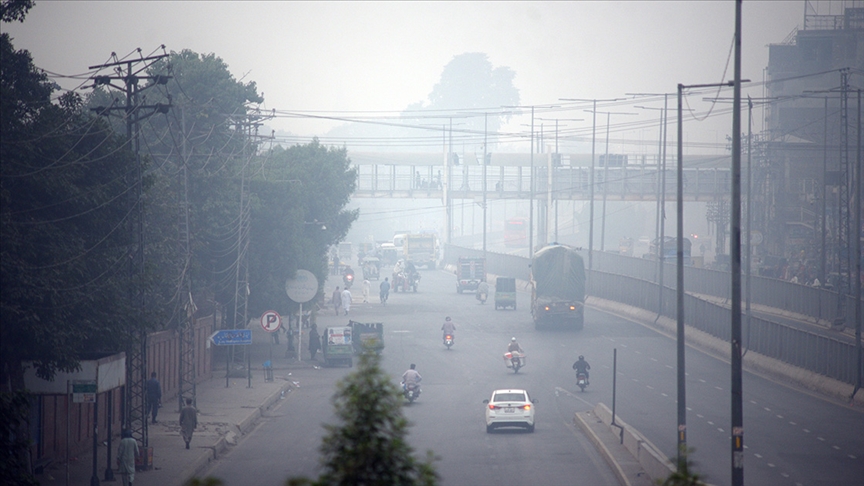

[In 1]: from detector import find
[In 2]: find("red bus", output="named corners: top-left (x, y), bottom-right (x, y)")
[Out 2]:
top-left (504, 218), bottom-right (528, 248)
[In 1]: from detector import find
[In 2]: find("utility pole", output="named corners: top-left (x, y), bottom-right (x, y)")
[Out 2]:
top-left (560, 98), bottom-right (626, 270)
top-left (676, 78), bottom-right (738, 476)
top-left (88, 49), bottom-right (171, 479)
top-left (730, 2), bottom-right (744, 483)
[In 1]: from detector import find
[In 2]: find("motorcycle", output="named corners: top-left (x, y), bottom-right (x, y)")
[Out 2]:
top-left (576, 371), bottom-right (589, 392)
top-left (443, 334), bottom-right (454, 350)
top-left (402, 382), bottom-right (421, 403)
top-left (504, 351), bottom-right (526, 374)
top-left (343, 272), bottom-right (354, 289)
top-left (476, 291), bottom-right (487, 304)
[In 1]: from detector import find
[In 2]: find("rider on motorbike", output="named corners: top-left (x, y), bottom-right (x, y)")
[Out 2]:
top-left (508, 337), bottom-right (523, 354)
top-left (401, 363), bottom-right (422, 395)
top-left (572, 355), bottom-right (591, 382)
top-left (476, 279), bottom-right (489, 303)
top-left (441, 316), bottom-right (456, 339)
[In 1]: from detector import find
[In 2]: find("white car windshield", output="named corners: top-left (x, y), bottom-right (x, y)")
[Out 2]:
top-left (494, 392), bottom-right (526, 402)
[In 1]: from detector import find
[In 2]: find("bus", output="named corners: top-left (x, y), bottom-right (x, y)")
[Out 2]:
top-left (504, 218), bottom-right (528, 248)
top-left (650, 236), bottom-right (692, 264)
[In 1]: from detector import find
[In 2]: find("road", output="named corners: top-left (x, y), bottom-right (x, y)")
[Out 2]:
top-left (202, 267), bottom-right (863, 486)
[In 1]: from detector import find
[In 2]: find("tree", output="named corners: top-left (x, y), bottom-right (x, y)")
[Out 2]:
top-left (247, 140), bottom-right (358, 318)
top-left (1, 15), bottom-right (138, 389)
top-left (288, 351), bottom-right (437, 486)
top-left (327, 52), bottom-right (519, 152)
top-left (408, 52), bottom-right (520, 139)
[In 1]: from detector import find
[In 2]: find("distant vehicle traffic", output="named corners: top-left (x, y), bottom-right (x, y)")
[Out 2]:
top-left (504, 218), bottom-right (528, 248)
top-left (403, 233), bottom-right (438, 269)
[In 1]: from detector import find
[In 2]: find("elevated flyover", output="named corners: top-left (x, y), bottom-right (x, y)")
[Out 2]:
top-left (351, 152), bottom-right (732, 202)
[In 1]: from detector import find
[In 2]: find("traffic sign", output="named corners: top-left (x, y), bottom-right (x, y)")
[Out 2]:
top-left (209, 329), bottom-right (252, 346)
top-left (286, 269), bottom-right (318, 303)
top-left (72, 380), bottom-right (97, 403)
top-left (260, 310), bottom-right (281, 333)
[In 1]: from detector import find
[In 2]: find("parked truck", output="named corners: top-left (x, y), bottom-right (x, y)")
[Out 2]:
top-left (403, 233), bottom-right (438, 269)
top-left (530, 244), bottom-right (585, 330)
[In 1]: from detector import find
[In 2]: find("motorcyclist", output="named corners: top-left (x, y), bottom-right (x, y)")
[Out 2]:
top-left (507, 337), bottom-right (523, 354)
top-left (379, 277), bottom-right (390, 304)
top-left (476, 279), bottom-right (489, 303)
top-left (572, 355), bottom-right (591, 382)
top-left (441, 316), bottom-right (456, 339)
top-left (401, 363), bottom-right (422, 395)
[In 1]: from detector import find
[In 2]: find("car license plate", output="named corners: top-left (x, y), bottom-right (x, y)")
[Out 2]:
top-left (504, 407), bottom-right (515, 413)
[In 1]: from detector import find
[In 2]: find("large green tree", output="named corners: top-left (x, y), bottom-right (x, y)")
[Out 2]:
top-left (1, 8), bottom-right (138, 389)
top-left (248, 140), bottom-right (357, 318)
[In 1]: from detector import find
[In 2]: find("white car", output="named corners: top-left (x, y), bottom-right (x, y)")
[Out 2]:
top-left (483, 389), bottom-right (536, 433)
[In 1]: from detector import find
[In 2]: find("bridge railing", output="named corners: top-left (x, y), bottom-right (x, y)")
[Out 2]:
top-left (443, 244), bottom-right (861, 385)
top-left (356, 164), bottom-right (731, 199)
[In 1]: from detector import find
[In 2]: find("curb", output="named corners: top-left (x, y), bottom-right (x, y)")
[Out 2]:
top-left (574, 411), bottom-right (631, 486)
top-left (180, 380), bottom-right (295, 484)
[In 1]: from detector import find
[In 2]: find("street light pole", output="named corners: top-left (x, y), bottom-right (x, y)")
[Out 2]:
top-left (483, 112), bottom-right (488, 261)
top-left (677, 78), bottom-right (738, 475)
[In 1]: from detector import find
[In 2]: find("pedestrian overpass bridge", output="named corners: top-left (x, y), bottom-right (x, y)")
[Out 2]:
top-left (350, 152), bottom-right (733, 201)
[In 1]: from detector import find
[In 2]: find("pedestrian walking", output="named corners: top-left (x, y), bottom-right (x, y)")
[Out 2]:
top-left (179, 397), bottom-right (198, 450)
top-left (309, 324), bottom-right (321, 360)
top-left (341, 287), bottom-right (352, 315)
top-left (145, 371), bottom-right (161, 424)
top-left (116, 429), bottom-right (139, 486)
top-left (362, 279), bottom-right (370, 303)
top-left (331, 286), bottom-right (342, 315)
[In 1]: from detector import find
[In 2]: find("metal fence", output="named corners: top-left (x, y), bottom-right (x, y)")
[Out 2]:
top-left (444, 244), bottom-right (861, 385)
top-left (590, 250), bottom-right (860, 329)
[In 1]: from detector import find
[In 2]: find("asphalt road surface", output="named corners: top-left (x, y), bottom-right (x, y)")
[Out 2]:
top-left (203, 266), bottom-right (863, 486)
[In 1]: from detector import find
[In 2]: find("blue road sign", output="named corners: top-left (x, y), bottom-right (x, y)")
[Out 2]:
top-left (210, 329), bottom-right (253, 346)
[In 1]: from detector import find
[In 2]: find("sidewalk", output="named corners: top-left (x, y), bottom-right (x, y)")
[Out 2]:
top-left (37, 338), bottom-right (316, 486)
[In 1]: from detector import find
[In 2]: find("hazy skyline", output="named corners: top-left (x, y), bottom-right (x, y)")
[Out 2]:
top-left (4, 1), bottom-right (835, 149)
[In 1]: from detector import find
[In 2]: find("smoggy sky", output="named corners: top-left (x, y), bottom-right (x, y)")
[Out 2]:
top-left (5, 1), bottom-right (832, 150)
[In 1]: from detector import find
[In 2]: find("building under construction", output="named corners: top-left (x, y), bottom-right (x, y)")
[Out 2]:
top-left (762, 1), bottom-right (862, 289)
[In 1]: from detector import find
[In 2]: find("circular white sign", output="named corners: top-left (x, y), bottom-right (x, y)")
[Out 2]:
top-left (750, 230), bottom-right (763, 246)
top-left (285, 269), bottom-right (319, 303)
top-left (260, 310), bottom-right (282, 333)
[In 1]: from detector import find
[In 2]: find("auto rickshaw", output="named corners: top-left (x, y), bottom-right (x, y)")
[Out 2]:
top-left (361, 257), bottom-right (380, 280)
top-left (494, 276), bottom-right (517, 310)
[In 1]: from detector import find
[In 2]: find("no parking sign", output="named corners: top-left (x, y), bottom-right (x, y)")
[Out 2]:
top-left (260, 310), bottom-right (282, 333)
